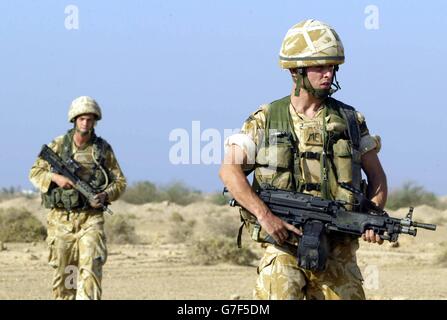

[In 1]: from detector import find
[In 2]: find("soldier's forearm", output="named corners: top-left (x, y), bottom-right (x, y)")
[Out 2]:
top-left (367, 174), bottom-right (388, 209)
top-left (220, 145), bottom-right (271, 218)
top-left (219, 162), bottom-right (270, 220)
top-left (361, 150), bottom-right (388, 209)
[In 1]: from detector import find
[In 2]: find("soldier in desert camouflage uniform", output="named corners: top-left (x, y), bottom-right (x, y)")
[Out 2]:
top-left (29, 96), bottom-right (126, 300)
top-left (219, 19), bottom-right (387, 300)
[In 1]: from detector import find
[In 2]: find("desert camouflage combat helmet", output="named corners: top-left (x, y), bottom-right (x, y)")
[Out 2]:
top-left (68, 96), bottom-right (102, 122)
top-left (279, 19), bottom-right (345, 69)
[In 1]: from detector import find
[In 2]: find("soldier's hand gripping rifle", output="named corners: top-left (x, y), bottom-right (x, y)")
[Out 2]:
top-left (228, 185), bottom-right (436, 271)
top-left (38, 144), bottom-right (114, 215)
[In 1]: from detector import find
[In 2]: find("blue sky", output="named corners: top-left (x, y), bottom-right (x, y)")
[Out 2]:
top-left (0, 0), bottom-right (446, 194)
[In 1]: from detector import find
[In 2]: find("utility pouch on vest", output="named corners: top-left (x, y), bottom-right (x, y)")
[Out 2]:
top-left (332, 139), bottom-right (352, 183)
top-left (238, 209), bottom-right (270, 245)
top-left (42, 185), bottom-right (82, 210)
top-left (332, 139), bottom-right (357, 206)
top-left (238, 208), bottom-right (302, 257)
top-left (257, 135), bottom-right (294, 169)
top-left (60, 189), bottom-right (81, 209)
top-left (297, 220), bottom-right (328, 272)
top-left (255, 133), bottom-right (295, 190)
top-left (42, 186), bottom-right (61, 209)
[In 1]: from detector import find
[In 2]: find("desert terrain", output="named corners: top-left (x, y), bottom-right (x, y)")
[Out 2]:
top-left (0, 196), bottom-right (446, 300)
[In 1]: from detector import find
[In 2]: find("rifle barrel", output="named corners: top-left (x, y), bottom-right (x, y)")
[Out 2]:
top-left (413, 222), bottom-right (437, 230)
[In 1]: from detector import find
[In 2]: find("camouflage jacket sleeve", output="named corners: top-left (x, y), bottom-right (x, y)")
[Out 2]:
top-left (224, 104), bottom-right (268, 170)
top-left (239, 104), bottom-right (268, 147)
top-left (28, 136), bottom-right (64, 193)
top-left (356, 112), bottom-right (382, 155)
top-left (103, 146), bottom-right (127, 202)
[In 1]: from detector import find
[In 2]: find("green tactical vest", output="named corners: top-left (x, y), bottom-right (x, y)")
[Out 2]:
top-left (239, 95), bottom-right (363, 245)
top-left (42, 129), bottom-right (111, 211)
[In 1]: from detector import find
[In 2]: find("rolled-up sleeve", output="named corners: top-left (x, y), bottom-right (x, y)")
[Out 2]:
top-left (224, 133), bottom-right (257, 165)
top-left (224, 104), bottom-right (268, 168)
top-left (356, 111), bottom-right (382, 155)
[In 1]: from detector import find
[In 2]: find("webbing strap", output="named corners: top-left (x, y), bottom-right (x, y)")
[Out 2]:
top-left (299, 151), bottom-right (321, 160)
top-left (336, 102), bottom-right (362, 189)
top-left (300, 183), bottom-right (321, 192)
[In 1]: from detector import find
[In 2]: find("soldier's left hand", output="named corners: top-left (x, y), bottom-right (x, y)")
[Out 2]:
top-left (362, 229), bottom-right (384, 245)
top-left (90, 192), bottom-right (108, 209)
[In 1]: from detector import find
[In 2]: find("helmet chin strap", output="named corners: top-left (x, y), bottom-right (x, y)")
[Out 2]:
top-left (294, 66), bottom-right (341, 99)
top-left (330, 65), bottom-right (341, 94)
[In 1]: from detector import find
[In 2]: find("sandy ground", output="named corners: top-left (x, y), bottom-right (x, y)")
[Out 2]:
top-left (1, 197), bottom-right (446, 300)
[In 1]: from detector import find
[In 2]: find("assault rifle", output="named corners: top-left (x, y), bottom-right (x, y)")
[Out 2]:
top-left (228, 185), bottom-right (436, 271)
top-left (38, 144), bottom-right (113, 215)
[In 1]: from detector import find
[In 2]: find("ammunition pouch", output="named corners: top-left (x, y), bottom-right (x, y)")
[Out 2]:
top-left (238, 208), bottom-right (270, 246)
top-left (297, 220), bottom-right (328, 272)
top-left (239, 208), bottom-right (329, 272)
top-left (332, 139), bottom-right (356, 207)
top-left (238, 208), bottom-right (302, 249)
top-left (42, 185), bottom-right (87, 210)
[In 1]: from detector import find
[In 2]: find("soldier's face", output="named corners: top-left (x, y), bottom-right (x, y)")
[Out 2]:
top-left (75, 114), bottom-right (96, 135)
top-left (306, 65), bottom-right (335, 90)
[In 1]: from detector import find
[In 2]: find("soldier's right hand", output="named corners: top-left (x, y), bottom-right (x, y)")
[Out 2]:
top-left (52, 174), bottom-right (75, 189)
top-left (258, 211), bottom-right (302, 245)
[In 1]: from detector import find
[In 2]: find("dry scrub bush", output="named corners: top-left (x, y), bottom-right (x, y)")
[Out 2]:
top-left (168, 219), bottom-right (196, 243)
top-left (187, 236), bottom-right (258, 266)
top-left (0, 207), bottom-right (46, 242)
top-left (122, 181), bottom-right (203, 206)
top-left (387, 182), bottom-right (445, 210)
top-left (104, 214), bottom-right (139, 244)
top-left (202, 215), bottom-right (239, 239)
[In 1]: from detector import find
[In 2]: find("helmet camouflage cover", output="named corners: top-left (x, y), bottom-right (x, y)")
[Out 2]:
top-left (68, 96), bottom-right (102, 122)
top-left (279, 19), bottom-right (345, 69)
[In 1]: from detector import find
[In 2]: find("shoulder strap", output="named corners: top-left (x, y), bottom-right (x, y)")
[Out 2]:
top-left (92, 135), bottom-right (110, 166)
top-left (264, 95), bottom-right (300, 190)
top-left (61, 129), bottom-right (74, 162)
top-left (265, 95), bottom-right (298, 145)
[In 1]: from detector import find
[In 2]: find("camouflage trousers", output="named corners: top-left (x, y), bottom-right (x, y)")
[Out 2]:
top-left (46, 209), bottom-right (107, 300)
top-left (254, 236), bottom-right (365, 300)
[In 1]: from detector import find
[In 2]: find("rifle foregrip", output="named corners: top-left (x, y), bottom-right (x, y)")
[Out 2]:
top-left (75, 181), bottom-right (97, 200)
